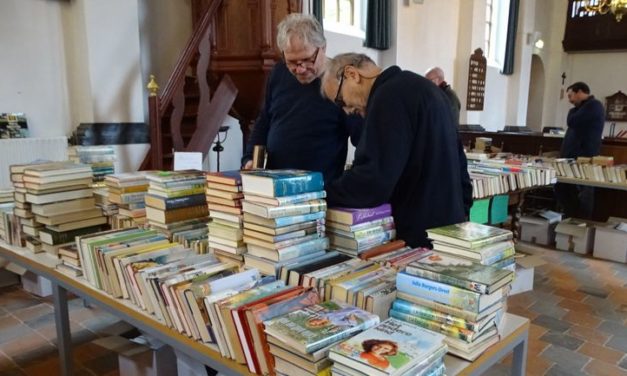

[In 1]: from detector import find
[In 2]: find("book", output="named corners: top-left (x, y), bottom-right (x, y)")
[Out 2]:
top-left (38, 224), bottom-right (106, 246)
top-left (145, 204), bottom-right (208, 224)
top-left (244, 190), bottom-right (326, 206)
top-left (251, 145), bottom-right (267, 169)
top-left (329, 318), bottom-right (445, 376)
top-left (326, 204), bottom-right (392, 226)
top-left (359, 240), bottom-right (407, 260)
top-left (264, 301), bottom-right (380, 354)
top-left (426, 222), bottom-right (513, 249)
top-left (404, 252), bottom-right (513, 294)
top-left (432, 240), bottom-right (515, 265)
top-left (144, 194), bottom-right (206, 210)
top-left (241, 199), bottom-right (326, 219)
top-left (243, 211), bottom-right (326, 228)
top-left (206, 170), bottom-right (242, 185)
top-left (241, 170), bottom-right (324, 198)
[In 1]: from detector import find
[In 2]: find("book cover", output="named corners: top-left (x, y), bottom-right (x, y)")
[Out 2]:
top-left (329, 318), bottom-right (445, 376)
top-left (264, 300), bottom-right (379, 354)
top-left (327, 204), bottom-right (392, 225)
top-left (206, 170), bottom-right (242, 185)
top-left (405, 252), bottom-right (513, 294)
top-left (426, 222), bottom-right (513, 249)
top-left (241, 169), bottom-right (324, 198)
top-left (392, 299), bottom-right (481, 332)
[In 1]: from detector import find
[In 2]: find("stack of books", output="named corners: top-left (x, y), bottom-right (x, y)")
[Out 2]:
top-left (0, 188), bottom-right (13, 204)
top-left (240, 170), bottom-right (329, 277)
top-left (205, 171), bottom-right (246, 266)
top-left (68, 145), bottom-right (115, 183)
top-left (21, 162), bottom-right (107, 255)
top-left (359, 240), bottom-right (432, 270)
top-left (548, 156), bottom-right (627, 184)
top-left (56, 243), bottom-right (83, 276)
top-left (105, 172), bottom-right (150, 228)
top-left (0, 199), bottom-right (15, 244)
top-left (467, 159), bottom-right (556, 198)
top-left (145, 170), bottom-right (209, 240)
top-left (329, 318), bottom-right (447, 376)
top-left (264, 300), bottom-right (380, 376)
top-left (326, 204), bottom-right (396, 256)
top-left (393, 224), bottom-right (514, 361)
top-left (428, 222), bottom-right (516, 270)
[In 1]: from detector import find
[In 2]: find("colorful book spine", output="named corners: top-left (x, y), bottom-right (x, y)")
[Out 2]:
top-left (490, 256), bottom-right (515, 270)
top-left (277, 237), bottom-right (329, 260)
top-left (269, 190), bottom-right (326, 206)
top-left (329, 204), bottom-right (392, 225)
top-left (396, 272), bottom-right (482, 313)
top-left (392, 299), bottom-right (479, 332)
top-left (264, 199), bottom-right (327, 219)
top-left (147, 193), bottom-right (206, 210)
top-left (482, 247), bottom-right (515, 265)
top-left (404, 264), bottom-right (490, 295)
top-left (390, 309), bottom-right (476, 343)
top-left (272, 173), bottom-right (324, 197)
top-left (274, 211), bottom-right (326, 227)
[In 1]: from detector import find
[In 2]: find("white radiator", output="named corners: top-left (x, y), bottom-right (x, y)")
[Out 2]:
top-left (0, 137), bottom-right (68, 189)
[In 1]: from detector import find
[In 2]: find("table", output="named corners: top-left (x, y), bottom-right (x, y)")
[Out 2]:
top-left (0, 241), bottom-right (529, 376)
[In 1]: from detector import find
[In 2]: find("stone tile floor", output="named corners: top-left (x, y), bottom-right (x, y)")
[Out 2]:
top-left (0, 245), bottom-right (625, 375)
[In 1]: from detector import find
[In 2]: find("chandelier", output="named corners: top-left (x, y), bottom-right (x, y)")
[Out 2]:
top-left (583, 0), bottom-right (627, 22)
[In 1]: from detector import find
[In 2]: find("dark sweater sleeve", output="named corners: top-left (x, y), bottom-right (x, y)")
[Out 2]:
top-left (327, 94), bottom-right (412, 207)
top-left (242, 68), bottom-right (275, 166)
top-left (567, 99), bottom-right (605, 132)
top-left (345, 113), bottom-right (365, 147)
top-left (457, 138), bottom-right (473, 216)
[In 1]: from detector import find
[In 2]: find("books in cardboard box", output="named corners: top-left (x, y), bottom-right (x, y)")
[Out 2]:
top-left (264, 300), bottom-right (379, 354)
top-left (329, 318), bottom-right (445, 376)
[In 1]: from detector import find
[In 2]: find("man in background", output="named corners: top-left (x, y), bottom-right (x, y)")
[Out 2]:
top-left (241, 14), bottom-right (361, 184)
top-left (320, 53), bottom-right (472, 248)
top-left (555, 81), bottom-right (605, 218)
top-left (426, 67), bottom-right (461, 125)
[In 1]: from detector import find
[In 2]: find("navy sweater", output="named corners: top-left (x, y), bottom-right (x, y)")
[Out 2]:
top-left (561, 96), bottom-right (605, 158)
top-left (326, 66), bottom-right (473, 248)
top-left (243, 62), bottom-right (362, 184)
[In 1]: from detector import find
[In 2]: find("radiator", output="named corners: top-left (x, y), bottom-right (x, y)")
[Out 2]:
top-left (0, 137), bottom-right (68, 189)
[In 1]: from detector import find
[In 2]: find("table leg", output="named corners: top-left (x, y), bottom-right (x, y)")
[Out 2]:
top-left (52, 282), bottom-right (73, 376)
top-left (511, 331), bottom-right (528, 376)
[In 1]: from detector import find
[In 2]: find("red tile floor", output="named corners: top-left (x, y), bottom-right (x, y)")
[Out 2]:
top-left (0, 244), bottom-right (625, 375)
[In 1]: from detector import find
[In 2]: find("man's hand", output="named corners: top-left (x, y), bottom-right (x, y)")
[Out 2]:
top-left (242, 160), bottom-right (253, 170)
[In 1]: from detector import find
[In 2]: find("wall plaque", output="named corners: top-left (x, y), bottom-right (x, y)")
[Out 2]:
top-left (466, 48), bottom-right (487, 111)
top-left (606, 91), bottom-right (627, 122)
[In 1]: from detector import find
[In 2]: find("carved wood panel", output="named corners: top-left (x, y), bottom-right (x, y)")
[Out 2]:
top-left (466, 48), bottom-right (487, 111)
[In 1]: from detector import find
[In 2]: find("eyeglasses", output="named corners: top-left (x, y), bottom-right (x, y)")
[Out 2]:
top-left (334, 73), bottom-right (346, 108)
top-left (284, 47), bottom-right (320, 70)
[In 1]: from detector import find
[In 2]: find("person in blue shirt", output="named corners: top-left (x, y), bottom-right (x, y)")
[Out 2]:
top-left (555, 81), bottom-right (605, 218)
top-left (241, 14), bottom-right (361, 185)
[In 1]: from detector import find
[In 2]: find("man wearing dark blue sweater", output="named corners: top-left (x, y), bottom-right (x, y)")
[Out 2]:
top-left (555, 82), bottom-right (605, 218)
top-left (320, 53), bottom-right (473, 248)
top-left (241, 14), bottom-right (361, 185)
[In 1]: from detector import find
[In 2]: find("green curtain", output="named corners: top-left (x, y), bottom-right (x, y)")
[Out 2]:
top-left (501, 0), bottom-right (520, 75)
top-left (364, 0), bottom-right (390, 50)
top-left (312, 0), bottom-right (323, 27)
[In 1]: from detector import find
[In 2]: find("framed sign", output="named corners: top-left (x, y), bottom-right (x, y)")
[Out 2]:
top-left (606, 91), bottom-right (627, 122)
top-left (466, 48), bottom-right (487, 111)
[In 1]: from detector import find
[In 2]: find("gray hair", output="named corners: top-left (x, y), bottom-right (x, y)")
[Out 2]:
top-left (323, 53), bottom-right (376, 82)
top-left (276, 14), bottom-right (326, 51)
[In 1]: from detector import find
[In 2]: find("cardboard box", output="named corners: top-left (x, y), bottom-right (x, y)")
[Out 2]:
top-left (555, 218), bottom-right (596, 254)
top-left (520, 211), bottom-right (562, 246)
top-left (509, 254), bottom-right (546, 295)
top-left (593, 217), bottom-right (627, 263)
top-left (93, 336), bottom-right (177, 376)
top-left (20, 270), bottom-right (52, 297)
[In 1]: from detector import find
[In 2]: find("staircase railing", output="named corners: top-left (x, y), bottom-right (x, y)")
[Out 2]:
top-left (142, 0), bottom-right (237, 170)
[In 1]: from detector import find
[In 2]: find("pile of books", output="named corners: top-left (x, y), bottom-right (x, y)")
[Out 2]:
top-left (56, 243), bottom-right (83, 277)
top-left (17, 162), bottom-right (107, 256)
top-left (105, 172), bottom-right (150, 228)
top-left (326, 204), bottom-right (396, 256)
top-left (391, 222), bottom-right (515, 361)
top-left (240, 170), bottom-right (329, 277)
top-left (205, 171), bottom-right (246, 265)
top-left (145, 170), bottom-right (209, 247)
top-left (264, 300), bottom-right (380, 376)
top-left (428, 222), bottom-right (516, 270)
top-left (359, 240), bottom-right (432, 270)
top-left (0, 199), bottom-right (15, 244)
top-left (467, 159), bottom-right (556, 198)
top-left (68, 145), bottom-right (115, 183)
top-left (548, 156), bottom-right (627, 184)
top-left (329, 318), bottom-right (448, 376)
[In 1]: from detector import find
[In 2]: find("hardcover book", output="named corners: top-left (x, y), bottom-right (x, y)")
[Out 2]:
top-left (329, 318), bottom-right (445, 376)
top-left (240, 169), bottom-right (324, 198)
top-left (264, 300), bottom-right (379, 354)
top-left (206, 170), bottom-right (242, 186)
top-left (327, 204), bottom-right (392, 226)
top-left (426, 222), bottom-right (513, 249)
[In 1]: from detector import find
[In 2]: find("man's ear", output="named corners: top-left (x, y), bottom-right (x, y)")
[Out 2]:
top-left (344, 65), bottom-right (360, 82)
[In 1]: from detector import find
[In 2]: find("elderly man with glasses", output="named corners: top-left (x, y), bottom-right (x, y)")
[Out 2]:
top-left (320, 53), bottom-right (472, 248)
top-left (241, 14), bottom-right (362, 185)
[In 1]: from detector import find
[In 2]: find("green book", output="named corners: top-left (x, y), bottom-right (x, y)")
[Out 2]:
top-left (426, 222), bottom-right (512, 249)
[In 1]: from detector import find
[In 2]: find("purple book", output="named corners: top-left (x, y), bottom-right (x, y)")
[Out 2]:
top-left (327, 203), bottom-right (392, 225)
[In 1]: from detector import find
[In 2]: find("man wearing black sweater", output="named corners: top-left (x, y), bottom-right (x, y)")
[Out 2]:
top-left (241, 14), bottom-right (361, 185)
top-left (555, 82), bottom-right (605, 218)
top-left (320, 53), bottom-right (473, 248)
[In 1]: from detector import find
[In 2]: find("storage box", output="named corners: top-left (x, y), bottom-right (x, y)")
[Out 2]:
top-left (93, 335), bottom-right (177, 376)
top-left (509, 254), bottom-right (545, 295)
top-left (470, 198), bottom-right (490, 224)
top-left (490, 194), bottom-right (509, 225)
top-left (555, 218), bottom-right (596, 254)
top-left (20, 270), bottom-right (52, 297)
top-left (593, 217), bottom-right (627, 263)
top-left (520, 210), bottom-right (562, 246)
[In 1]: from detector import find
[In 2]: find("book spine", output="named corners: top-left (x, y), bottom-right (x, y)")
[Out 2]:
top-left (392, 299), bottom-right (479, 331)
top-left (470, 233), bottom-right (513, 249)
top-left (117, 191), bottom-right (147, 204)
top-left (351, 204), bottom-right (392, 225)
top-left (266, 199), bottom-right (327, 219)
top-left (344, 216), bottom-right (394, 232)
top-left (389, 310), bottom-right (475, 343)
top-left (490, 256), bottom-right (515, 269)
top-left (147, 187), bottom-right (205, 198)
top-left (306, 316), bottom-right (379, 353)
top-left (163, 205), bottom-right (209, 223)
top-left (274, 211), bottom-right (326, 227)
top-left (273, 174), bottom-right (324, 197)
top-left (159, 194), bottom-right (206, 210)
top-left (396, 272), bottom-right (481, 313)
top-left (39, 225), bottom-right (104, 245)
top-left (404, 265), bottom-right (488, 294)
top-left (272, 190), bottom-right (326, 205)
top-left (481, 246), bottom-right (515, 265)
top-left (355, 230), bottom-right (396, 250)
top-left (277, 237), bottom-right (329, 260)
top-left (352, 223), bottom-right (394, 239)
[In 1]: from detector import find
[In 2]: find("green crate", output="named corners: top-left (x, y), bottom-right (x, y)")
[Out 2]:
top-left (469, 198), bottom-right (490, 224)
top-left (490, 194), bottom-right (509, 225)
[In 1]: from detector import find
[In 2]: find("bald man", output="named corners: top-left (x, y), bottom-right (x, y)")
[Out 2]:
top-left (426, 67), bottom-right (461, 126)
